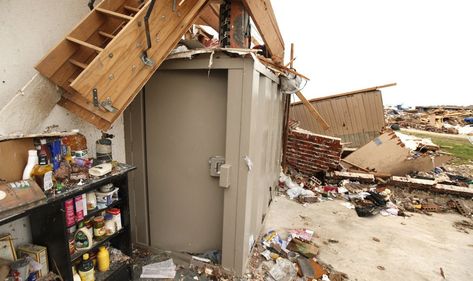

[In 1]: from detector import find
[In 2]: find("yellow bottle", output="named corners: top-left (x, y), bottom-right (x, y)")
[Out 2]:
top-left (97, 246), bottom-right (110, 272)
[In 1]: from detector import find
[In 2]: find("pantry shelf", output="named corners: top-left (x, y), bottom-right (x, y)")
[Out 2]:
top-left (29, 166), bottom-right (134, 280)
top-left (70, 228), bottom-right (125, 261)
top-left (76, 199), bottom-right (123, 225)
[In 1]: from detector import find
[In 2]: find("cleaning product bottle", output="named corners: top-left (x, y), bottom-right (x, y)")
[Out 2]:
top-left (30, 139), bottom-right (54, 192)
top-left (22, 150), bottom-right (38, 180)
top-left (74, 223), bottom-right (92, 251)
top-left (97, 246), bottom-right (110, 272)
top-left (78, 253), bottom-right (95, 281)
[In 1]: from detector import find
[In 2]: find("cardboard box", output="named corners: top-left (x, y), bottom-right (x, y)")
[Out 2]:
top-left (0, 138), bottom-right (35, 182)
top-left (0, 234), bottom-right (16, 261)
top-left (0, 179), bottom-right (46, 215)
top-left (16, 244), bottom-right (49, 277)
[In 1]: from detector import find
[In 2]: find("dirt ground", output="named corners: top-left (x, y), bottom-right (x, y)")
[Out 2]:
top-left (259, 196), bottom-right (473, 281)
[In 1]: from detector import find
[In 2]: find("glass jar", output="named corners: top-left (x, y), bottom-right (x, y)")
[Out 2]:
top-left (93, 216), bottom-right (106, 239)
top-left (104, 214), bottom-right (116, 235)
top-left (106, 208), bottom-right (122, 231)
top-left (62, 134), bottom-right (88, 158)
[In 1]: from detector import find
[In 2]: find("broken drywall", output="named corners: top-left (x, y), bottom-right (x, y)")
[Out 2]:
top-left (0, 75), bottom-right (61, 135)
top-left (344, 131), bottom-right (451, 176)
top-left (0, 0), bottom-right (94, 108)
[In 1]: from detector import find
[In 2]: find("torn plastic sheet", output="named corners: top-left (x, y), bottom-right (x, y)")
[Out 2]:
top-left (287, 186), bottom-right (314, 200)
top-left (348, 191), bottom-right (371, 200)
top-left (269, 258), bottom-right (297, 281)
top-left (244, 155), bottom-right (253, 171)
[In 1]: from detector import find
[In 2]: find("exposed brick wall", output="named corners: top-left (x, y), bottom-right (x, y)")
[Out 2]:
top-left (286, 128), bottom-right (343, 175)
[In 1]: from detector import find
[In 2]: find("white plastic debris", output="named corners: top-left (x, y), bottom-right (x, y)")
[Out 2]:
top-left (348, 191), bottom-right (371, 200)
top-left (287, 186), bottom-right (314, 200)
top-left (140, 259), bottom-right (176, 279)
top-left (341, 202), bottom-right (355, 209)
top-left (243, 156), bottom-right (253, 171)
top-left (261, 250), bottom-right (272, 261)
top-left (322, 274), bottom-right (331, 281)
top-left (380, 202), bottom-right (400, 216)
top-left (268, 258), bottom-right (297, 281)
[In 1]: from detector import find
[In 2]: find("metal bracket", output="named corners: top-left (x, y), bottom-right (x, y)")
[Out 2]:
top-left (100, 97), bottom-right (118, 113)
top-left (141, 0), bottom-right (157, 67)
top-left (209, 156), bottom-right (225, 177)
top-left (92, 88), bottom-right (99, 107)
top-left (141, 53), bottom-right (155, 67)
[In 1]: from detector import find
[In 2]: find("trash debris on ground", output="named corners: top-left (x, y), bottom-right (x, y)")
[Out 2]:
top-left (247, 228), bottom-right (348, 281)
top-left (132, 247), bottom-right (234, 281)
top-left (385, 105), bottom-right (473, 135)
top-left (280, 122), bottom-right (473, 221)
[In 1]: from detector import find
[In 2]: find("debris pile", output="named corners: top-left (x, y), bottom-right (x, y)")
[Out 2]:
top-left (248, 229), bottom-right (348, 281)
top-left (385, 105), bottom-right (473, 135)
top-left (342, 131), bottom-right (452, 176)
top-left (132, 248), bottom-right (235, 281)
top-left (279, 166), bottom-right (473, 219)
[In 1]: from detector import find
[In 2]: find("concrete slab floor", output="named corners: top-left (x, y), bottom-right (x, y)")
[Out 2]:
top-left (260, 196), bottom-right (473, 281)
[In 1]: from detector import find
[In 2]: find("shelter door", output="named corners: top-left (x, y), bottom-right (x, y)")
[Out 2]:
top-left (145, 69), bottom-right (227, 253)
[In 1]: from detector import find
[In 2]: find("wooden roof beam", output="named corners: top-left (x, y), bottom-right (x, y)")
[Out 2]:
top-left (197, 3), bottom-right (220, 31)
top-left (242, 0), bottom-right (285, 64)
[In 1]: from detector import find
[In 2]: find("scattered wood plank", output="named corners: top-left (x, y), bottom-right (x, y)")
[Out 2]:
top-left (295, 91), bottom-right (330, 130)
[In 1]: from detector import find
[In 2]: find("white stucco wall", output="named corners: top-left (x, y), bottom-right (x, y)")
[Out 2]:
top-left (0, 0), bottom-right (126, 242)
top-left (0, 0), bottom-right (125, 159)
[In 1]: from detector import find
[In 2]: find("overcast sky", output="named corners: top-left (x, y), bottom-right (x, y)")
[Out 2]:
top-left (271, 0), bottom-right (473, 106)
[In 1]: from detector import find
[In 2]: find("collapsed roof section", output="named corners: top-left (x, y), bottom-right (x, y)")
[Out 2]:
top-left (35, 0), bottom-right (284, 130)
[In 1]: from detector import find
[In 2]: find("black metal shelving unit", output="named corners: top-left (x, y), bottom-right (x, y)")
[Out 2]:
top-left (27, 164), bottom-right (135, 281)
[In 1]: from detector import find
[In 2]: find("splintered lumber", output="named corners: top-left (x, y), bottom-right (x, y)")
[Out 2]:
top-left (196, 2), bottom-right (220, 31)
top-left (286, 238), bottom-right (319, 258)
top-left (328, 171), bottom-right (375, 184)
top-left (257, 55), bottom-right (310, 80)
top-left (295, 91), bottom-right (330, 130)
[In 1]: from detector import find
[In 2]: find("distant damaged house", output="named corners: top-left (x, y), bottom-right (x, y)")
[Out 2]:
top-left (290, 83), bottom-right (395, 148)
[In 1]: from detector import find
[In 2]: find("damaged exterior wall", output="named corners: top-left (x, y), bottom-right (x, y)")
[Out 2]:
top-left (0, 0), bottom-right (125, 245)
top-left (290, 90), bottom-right (385, 148)
top-left (286, 128), bottom-right (342, 175)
